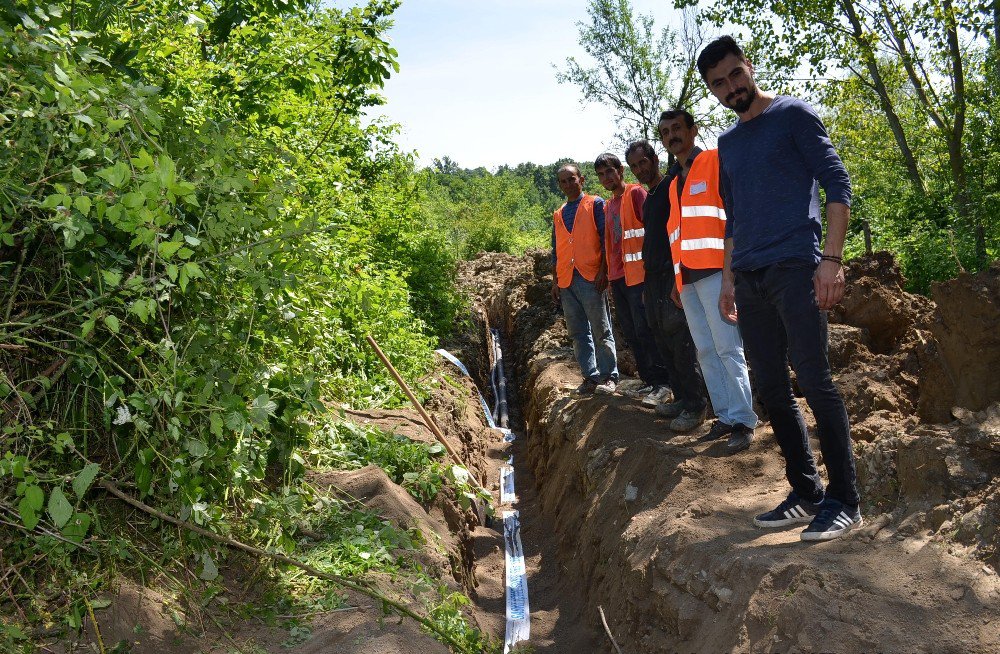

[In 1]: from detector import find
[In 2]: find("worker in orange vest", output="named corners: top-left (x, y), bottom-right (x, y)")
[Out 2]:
top-left (551, 164), bottom-right (619, 395)
top-left (625, 140), bottom-right (708, 432)
top-left (593, 152), bottom-right (671, 405)
top-left (661, 109), bottom-right (758, 452)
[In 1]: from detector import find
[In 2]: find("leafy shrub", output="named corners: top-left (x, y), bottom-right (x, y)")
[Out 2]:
top-left (0, 2), bottom-right (461, 635)
top-left (311, 421), bottom-right (445, 503)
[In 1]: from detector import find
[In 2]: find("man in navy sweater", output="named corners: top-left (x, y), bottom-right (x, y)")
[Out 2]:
top-left (698, 36), bottom-right (862, 541)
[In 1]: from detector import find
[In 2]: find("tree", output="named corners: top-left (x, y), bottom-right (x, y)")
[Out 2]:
top-left (556, 0), bottom-right (717, 149)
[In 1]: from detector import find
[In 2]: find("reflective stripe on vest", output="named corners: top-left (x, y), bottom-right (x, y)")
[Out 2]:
top-left (667, 149), bottom-right (726, 292)
top-left (681, 205), bottom-right (727, 220)
top-left (682, 237), bottom-right (725, 251)
top-left (554, 195), bottom-right (601, 289)
top-left (604, 183), bottom-right (646, 286)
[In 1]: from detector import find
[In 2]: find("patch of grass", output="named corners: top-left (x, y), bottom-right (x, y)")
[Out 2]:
top-left (309, 421), bottom-right (446, 503)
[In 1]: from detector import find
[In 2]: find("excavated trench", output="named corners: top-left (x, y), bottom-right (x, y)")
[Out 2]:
top-left (64, 252), bottom-right (1000, 653)
top-left (456, 251), bottom-right (1000, 653)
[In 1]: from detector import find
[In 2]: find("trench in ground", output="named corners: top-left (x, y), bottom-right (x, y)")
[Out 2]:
top-left (457, 251), bottom-right (1000, 654)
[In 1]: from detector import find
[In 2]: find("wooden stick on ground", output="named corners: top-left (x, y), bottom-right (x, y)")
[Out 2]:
top-left (99, 480), bottom-right (476, 654)
top-left (365, 334), bottom-right (485, 487)
top-left (598, 605), bottom-right (624, 654)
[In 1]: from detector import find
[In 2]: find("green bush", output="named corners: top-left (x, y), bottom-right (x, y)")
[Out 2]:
top-left (0, 3), bottom-right (463, 635)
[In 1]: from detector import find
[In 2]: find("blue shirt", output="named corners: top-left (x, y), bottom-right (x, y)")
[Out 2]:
top-left (551, 195), bottom-right (606, 267)
top-left (719, 95), bottom-right (851, 271)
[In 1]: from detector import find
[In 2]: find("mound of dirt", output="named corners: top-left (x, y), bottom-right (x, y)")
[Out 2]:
top-left (827, 253), bottom-right (934, 443)
top-left (919, 262), bottom-right (1000, 422)
top-left (832, 250), bottom-right (934, 353)
top-left (63, 582), bottom-right (201, 654)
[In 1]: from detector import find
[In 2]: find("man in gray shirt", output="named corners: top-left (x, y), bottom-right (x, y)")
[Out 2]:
top-left (698, 36), bottom-right (861, 541)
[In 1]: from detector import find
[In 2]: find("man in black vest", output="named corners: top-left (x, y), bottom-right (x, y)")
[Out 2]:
top-left (625, 141), bottom-right (707, 432)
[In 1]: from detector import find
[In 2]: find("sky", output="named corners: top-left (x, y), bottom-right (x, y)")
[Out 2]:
top-left (333, 0), bottom-right (691, 170)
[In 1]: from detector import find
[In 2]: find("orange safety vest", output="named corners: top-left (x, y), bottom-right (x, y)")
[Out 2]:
top-left (605, 183), bottom-right (646, 286)
top-left (667, 149), bottom-right (726, 292)
top-left (553, 195), bottom-right (602, 289)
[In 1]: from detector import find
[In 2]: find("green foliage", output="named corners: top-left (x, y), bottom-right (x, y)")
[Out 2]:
top-left (311, 421), bottom-right (446, 503)
top-left (558, 0), bottom-right (722, 146)
top-left (444, 463), bottom-right (494, 516)
top-left (422, 586), bottom-right (502, 654)
top-left (0, 0), bottom-right (467, 637)
top-left (299, 499), bottom-right (417, 577)
top-left (825, 60), bottom-right (998, 292)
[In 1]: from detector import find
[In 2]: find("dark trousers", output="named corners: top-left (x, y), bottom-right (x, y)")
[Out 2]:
top-left (611, 278), bottom-right (671, 387)
top-left (643, 269), bottom-right (706, 412)
top-left (735, 260), bottom-right (859, 507)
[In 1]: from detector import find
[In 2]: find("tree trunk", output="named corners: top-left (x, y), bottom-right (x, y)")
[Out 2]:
top-left (840, 0), bottom-right (926, 193)
top-left (942, 0), bottom-right (984, 264)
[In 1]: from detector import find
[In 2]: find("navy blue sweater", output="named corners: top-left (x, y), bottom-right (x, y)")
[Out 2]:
top-left (719, 95), bottom-right (851, 271)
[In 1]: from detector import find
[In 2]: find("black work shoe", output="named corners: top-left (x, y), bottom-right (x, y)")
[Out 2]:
top-left (699, 420), bottom-right (735, 442)
top-left (654, 400), bottom-right (685, 419)
top-left (575, 379), bottom-right (598, 395)
top-left (726, 423), bottom-right (754, 452)
top-left (800, 499), bottom-right (863, 541)
top-left (753, 491), bottom-right (822, 528)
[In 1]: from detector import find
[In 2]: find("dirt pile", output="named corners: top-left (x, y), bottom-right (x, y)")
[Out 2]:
top-left (920, 262), bottom-right (1000, 421)
top-left (828, 252), bottom-right (932, 441)
top-left (457, 250), bottom-right (1000, 652)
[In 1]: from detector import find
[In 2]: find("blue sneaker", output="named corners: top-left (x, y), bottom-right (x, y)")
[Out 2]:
top-left (800, 499), bottom-right (863, 541)
top-left (753, 491), bottom-right (822, 528)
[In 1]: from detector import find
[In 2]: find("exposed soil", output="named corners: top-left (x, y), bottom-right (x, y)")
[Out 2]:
top-left (60, 252), bottom-right (1000, 653)
top-left (456, 250), bottom-right (1000, 653)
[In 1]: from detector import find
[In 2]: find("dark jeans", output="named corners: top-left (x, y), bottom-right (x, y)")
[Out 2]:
top-left (611, 278), bottom-right (671, 387)
top-left (643, 269), bottom-right (706, 412)
top-left (735, 260), bottom-right (859, 507)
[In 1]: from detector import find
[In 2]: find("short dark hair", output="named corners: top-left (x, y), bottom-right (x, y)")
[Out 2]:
top-left (624, 140), bottom-right (657, 163)
top-left (594, 152), bottom-right (623, 171)
top-left (658, 109), bottom-right (695, 128)
top-left (697, 35), bottom-right (746, 80)
top-left (557, 163), bottom-right (582, 177)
